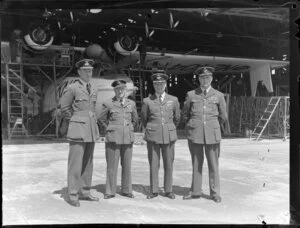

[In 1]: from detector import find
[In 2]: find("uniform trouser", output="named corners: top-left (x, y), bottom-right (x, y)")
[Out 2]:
top-left (67, 141), bottom-right (95, 200)
top-left (188, 140), bottom-right (220, 197)
top-left (147, 141), bottom-right (175, 194)
top-left (105, 142), bottom-right (133, 195)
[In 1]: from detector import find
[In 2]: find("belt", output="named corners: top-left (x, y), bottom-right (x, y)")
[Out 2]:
top-left (73, 111), bottom-right (95, 118)
top-left (147, 121), bottom-right (173, 125)
top-left (189, 117), bottom-right (218, 122)
top-left (109, 121), bottom-right (131, 126)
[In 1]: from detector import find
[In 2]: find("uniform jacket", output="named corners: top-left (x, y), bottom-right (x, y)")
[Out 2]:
top-left (60, 79), bottom-right (100, 142)
top-left (98, 97), bottom-right (138, 144)
top-left (141, 93), bottom-right (180, 144)
top-left (181, 87), bottom-right (227, 144)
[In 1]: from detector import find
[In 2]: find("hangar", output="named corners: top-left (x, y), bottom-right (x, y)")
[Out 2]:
top-left (1, 2), bottom-right (290, 141)
top-left (1, 0), bottom-right (298, 225)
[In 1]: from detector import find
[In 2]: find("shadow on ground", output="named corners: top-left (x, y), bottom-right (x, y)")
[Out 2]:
top-left (53, 187), bottom-right (68, 200)
top-left (53, 184), bottom-right (212, 201)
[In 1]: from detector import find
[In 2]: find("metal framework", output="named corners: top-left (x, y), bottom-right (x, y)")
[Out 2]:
top-left (1, 43), bottom-right (74, 140)
top-left (249, 96), bottom-right (290, 141)
top-left (172, 8), bottom-right (289, 22)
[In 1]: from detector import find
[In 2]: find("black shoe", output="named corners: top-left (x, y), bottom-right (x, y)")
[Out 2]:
top-left (183, 194), bottom-right (201, 200)
top-left (165, 192), bottom-right (176, 199)
top-left (104, 194), bottom-right (115, 199)
top-left (79, 195), bottom-right (99, 201)
top-left (147, 193), bottom-right (158, 199)
top-left (66, 198), bottom-right (80, 207)
top-left (121, 193), bottom-right (134, 198)
top-left (212, 195), bottom-right (221, 203)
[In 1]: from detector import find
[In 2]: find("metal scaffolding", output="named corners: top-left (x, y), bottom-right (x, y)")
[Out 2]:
top-left (1, 42), bottom-right (74, 140)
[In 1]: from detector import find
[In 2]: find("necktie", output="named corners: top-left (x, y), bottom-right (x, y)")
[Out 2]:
top-left (159, 95), bottom-right (163, 103)
top-left (120, 98), bottom-right (124, 106)
top-left (86, 83), bottom-right (91, 94)
top-left (203, 89), bottom-right (207, 96)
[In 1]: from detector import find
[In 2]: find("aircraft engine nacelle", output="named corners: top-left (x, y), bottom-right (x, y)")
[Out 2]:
top-left (43, 73), bottom-right (136, 114)
top-left (107, 29), bottom-right (139, 60)
top-left (23, 20), bottom-right (54, 52)
top-left (84, 44), bottom-right (112, 63)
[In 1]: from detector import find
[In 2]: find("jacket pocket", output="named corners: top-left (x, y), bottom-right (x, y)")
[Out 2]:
top-left (144, 125), bottom-right (156, 141)
top-left (190, 100), bottom-right (201, 112)
top-left (186, 119), bottom-right (202, 129)
top-left (167, 123), bottom-right (177, 141)
top-left (167, 123), bottom-right (176, 130)
top-left (145, 123), bottom-right (157, 131)
top-left (105, 125), bottom-right (117, 142)
top-left (109, 109), bottom-right (120, 120)
top-left (130, 131), bottom-right (135, 142)
top-left (214, 126), bottom-right (221, 141)
top-left (186, 120), bottom-right (195, 128)
top-left (67, 117), bottom-right (88, 139)
top-left (208, 100), bottom-right (218, 112)
top-left (106, 125), bottom-right (117, 132)
top-left (145, 126), bottom-right (156, 132)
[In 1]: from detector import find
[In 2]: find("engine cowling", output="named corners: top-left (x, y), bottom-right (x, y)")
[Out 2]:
top-left (23, 21), bottom-right (54, 52)
top-left (107, 29), bottom-right (139, 60)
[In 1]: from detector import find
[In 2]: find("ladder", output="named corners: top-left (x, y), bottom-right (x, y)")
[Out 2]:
top-left (250, 96), bottom-right (281, 142)
top-left (127, 68), bottom-right (146, 132)
top-left (5, 63), bottom-right (28, 139)
top-left (128, 68), bottom-right (144, 113)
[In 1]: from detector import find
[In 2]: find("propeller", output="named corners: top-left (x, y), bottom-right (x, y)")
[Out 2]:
top-left (169, 11), bottom-right (179, 29)
top-left (145, 22), bottom-right (155, 38)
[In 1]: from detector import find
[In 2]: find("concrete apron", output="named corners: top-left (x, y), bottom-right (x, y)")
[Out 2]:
top-left (2, 138), bottom-right (289, 225)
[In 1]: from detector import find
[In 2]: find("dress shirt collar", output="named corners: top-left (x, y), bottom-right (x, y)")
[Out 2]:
top-left (78, 78), bottom-right (89, 87)
top-left (156, 92), bottom-right (166, 100)
top-left (116, 96), bottom-right (126, 103)
top-left (200, 86), bottom-right (211, 93)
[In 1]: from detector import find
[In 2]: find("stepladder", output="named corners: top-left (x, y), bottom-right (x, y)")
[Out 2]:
top-left (10, 117), bottom-right (28, 137)
top-left (128, 68), bottom-right (145, 132)
top-left (250, 96), bottom-right (281, 142)
top-left (5, 63), bottom-right (29, 139)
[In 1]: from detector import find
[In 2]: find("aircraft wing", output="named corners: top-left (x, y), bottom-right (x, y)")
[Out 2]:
top-left (136, 51), bottom-right (289, 75)
top-left (127, 51), bottom-right (289, 96)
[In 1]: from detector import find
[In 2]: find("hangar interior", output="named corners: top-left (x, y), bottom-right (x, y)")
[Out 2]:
top-left (1, 4), bottom-right (290, 141)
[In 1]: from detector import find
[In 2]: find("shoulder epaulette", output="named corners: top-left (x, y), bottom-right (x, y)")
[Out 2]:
top-left (73, 79), bottom-right (83, 86)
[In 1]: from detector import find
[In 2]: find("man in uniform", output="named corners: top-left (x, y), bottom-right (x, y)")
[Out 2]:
top-left (141, 73), bottom-right (180, 199)
top-left (60, 59), bottom-right (100, 207)
top-left (98, 80), bottom-right (138, 199)
top-left (181, 66), bottom-right (227, 203)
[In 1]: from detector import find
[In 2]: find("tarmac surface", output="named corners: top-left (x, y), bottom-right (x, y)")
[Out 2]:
top-left (2, 138), bottom-right (289, 225)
